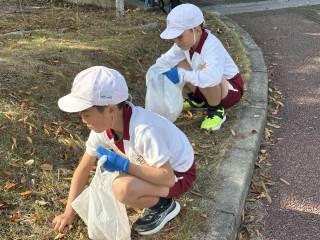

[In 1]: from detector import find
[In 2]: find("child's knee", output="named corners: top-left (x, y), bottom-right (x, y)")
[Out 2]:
top-left (112, 177), bottom-right (133, 203)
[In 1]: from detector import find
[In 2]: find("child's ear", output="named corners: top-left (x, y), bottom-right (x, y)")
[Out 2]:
top-left (195, 26), bottom-right (203, 33)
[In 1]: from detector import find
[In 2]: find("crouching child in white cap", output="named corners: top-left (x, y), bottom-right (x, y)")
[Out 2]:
top-left (156, 3), bottom-right (244, 131)
top-left (52, 66), bottom-right (195, 236)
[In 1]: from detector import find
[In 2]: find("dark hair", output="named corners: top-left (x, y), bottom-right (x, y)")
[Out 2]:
top-left (200, 22), bottom-right (205, 31)
top-left (94, 101), bottom-right (126, 113)
top-left (188, 23), bottom-right (205, 32)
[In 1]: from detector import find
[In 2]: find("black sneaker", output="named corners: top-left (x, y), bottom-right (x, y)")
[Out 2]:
top-left (133, 199), bottom-right (181, 235)
top-left (183, 98), bottom-right (207, 111)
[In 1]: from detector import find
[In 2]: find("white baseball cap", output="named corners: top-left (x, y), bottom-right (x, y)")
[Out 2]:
top-left (160, 4), bottom-right (204, 40)
top-left (58, 66), bottom-right (129, 113)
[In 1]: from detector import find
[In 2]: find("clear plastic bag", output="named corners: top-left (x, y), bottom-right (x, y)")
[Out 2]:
top-left (71, 159), bottom-right (131, 240)
top-left (145, 65), bottom-right (184, 122)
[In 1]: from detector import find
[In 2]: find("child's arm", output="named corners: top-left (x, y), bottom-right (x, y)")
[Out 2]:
top-left (97, 147), bottom-right (175, 187)
top-left (52, 152), bottom-right (96, 233)
top-left (155, 44), bottom-right (186, 71)
top-left (177, 60), bottom-right (192, 71)
top-left (178, 43), bottom-right (236, 88)
top-left (129, 161), bottom-right (176, 187)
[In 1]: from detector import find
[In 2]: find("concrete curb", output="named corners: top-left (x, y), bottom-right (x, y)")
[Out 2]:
top-left (196, 13), bottom-right (268, 240)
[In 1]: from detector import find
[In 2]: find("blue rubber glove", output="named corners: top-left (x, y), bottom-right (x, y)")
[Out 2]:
top-left (96, 146), bottom-right (130, 173)
top-left (163, 67), bottom-right (179, 84)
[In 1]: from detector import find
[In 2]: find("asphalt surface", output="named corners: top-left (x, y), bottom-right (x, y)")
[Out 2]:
top-left (231, 6), bottom-right (320, 240)
top-left (185, 0), bottom-right (267, 7)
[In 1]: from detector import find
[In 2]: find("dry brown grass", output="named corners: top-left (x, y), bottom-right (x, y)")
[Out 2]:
top-left (0, 1), bottom-right (250, 239)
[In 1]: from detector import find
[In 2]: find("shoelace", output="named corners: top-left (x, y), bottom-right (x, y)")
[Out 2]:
top-left (142, 208), bottom-right (158, 221)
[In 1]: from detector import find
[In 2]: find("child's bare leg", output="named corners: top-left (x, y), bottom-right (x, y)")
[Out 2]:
top-left (183, 82), bottom-right (197, 96)
top-left (199, 79), bottom-right (229, 105)
top-left (116, 175), bottom-right (181, 235)
top-left (112, 175), bottom-right (170, 209)
top-left (198, 79), bottom-right (229, 130)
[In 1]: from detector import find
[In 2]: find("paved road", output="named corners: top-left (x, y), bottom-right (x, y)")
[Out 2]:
top-left (202, 0), bottom-right (320, 15)
top-left (230, 6), bottom-right (320, 240)
top-left (186, 0), bottom-right (267, 8)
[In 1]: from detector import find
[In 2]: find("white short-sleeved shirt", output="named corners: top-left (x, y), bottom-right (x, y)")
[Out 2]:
top-left (85, 103), bottom-right (194, 172)
top-left (155, 30), bottom-right (239, 88)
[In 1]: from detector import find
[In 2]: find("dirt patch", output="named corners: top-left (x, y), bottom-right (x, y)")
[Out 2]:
top-left (0, 1), bottom-right (250, 239)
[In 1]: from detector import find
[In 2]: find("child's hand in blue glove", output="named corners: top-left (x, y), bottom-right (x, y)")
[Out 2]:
top-left (96, 146), bottom-right (130, 173)
top-left (163, 67), bottom-right (179, 84)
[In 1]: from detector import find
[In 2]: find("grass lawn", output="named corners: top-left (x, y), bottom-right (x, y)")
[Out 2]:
top-left (0, 1), bottom-right (250, 239)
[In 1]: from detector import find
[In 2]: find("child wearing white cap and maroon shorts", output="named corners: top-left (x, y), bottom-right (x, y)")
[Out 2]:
top-left (156, 3), bottom-right (244, 131)
top-left (52, 66), bottom-right (196, 235)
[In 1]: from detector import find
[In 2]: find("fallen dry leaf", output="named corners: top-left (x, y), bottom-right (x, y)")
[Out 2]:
top-left (11, 137), bottom-right (17, 151)
top-left (199, 144), bottom-right (212, 149)
top-left (258, 154), bottom-right (267, 164)
top-left (8, 162), bottom-right (20, 168)
top-left (4, 181), bottom-right (17, 190)
top-left (40, 164), bottom-right (53, 171)
top-left (260, 149), bottom-right (267, 154)
top-left (29, 125), bottom-right (33, 135)
top-left (230, 129), bottom-right (236, 137)
top-left (2, 169), bottom-right (13, 176)
top-left (261, 181), bottom-right (272, 203)
top-left (190, 190), bottom-right (203, 197)
top-left (54, 233), bottom-right (65, 239)
top-left (20, 101), bottom-right (28, 108)
top-left (200, 213), bottom-right (208, 219)
top-left (26, 136), bottom-right (33, 144)
top-left (4, 112), bottom-right (15, 120)
top-left (280, 178), bottom-right (290, 185)
top-left (264, 128), bottom-right (273, 139)
top-left (19, 190), bottom-right (32, 197)
top-left (267, 122), bottom-right (280, 129)
top-left (25, 121), bottom-right (37, 129)
top-left (0, 201), bottom-right (9, 208)
top-left (8, 212), bottom-right (21, 223)
top-left (25, 159), bottom-right (34, 166)
top-left (18, 116), bottom-right (28, 123)
top-left (277, 101), bottom-right (284, 107)
top-left (35, 200), bottom-right (49, 206)
top-left (255, 228), bottom-right (263, 237)
top-left (163, 226), bottom-right (177, 232)
top-left (186, 111), bottom-right (193, 118)
top-left (20, 176), bottom-right (27, 184)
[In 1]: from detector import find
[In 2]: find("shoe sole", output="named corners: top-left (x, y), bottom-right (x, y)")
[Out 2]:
top-left (202, 115), bottom-right (227, 131)
top-left (137, 201), bottom-right (181, 235)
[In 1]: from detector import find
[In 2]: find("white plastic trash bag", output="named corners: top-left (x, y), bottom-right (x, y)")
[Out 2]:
top-left (71, 159), bottom-right (131, 240)
top-left (145, 65), bottom-right (184, 122)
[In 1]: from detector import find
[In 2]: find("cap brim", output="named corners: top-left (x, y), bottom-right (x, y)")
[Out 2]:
top-left (58, 94), bottom-right (93, 113)
top-left (160, 28), bottom-right (184, 40)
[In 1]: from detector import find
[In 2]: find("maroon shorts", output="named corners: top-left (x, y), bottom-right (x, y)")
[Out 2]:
top-left (221, 73), bottom-right (244, 109)
top-left (167, 162), bottom-right (196, 198)
top-left (191, 73), bottom-right (244, 109)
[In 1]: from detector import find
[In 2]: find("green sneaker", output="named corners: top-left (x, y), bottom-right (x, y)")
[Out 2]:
top-left (200, 108), bottom-right (226, 131)
top-left (183, 99), bottom-right (207, 111)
